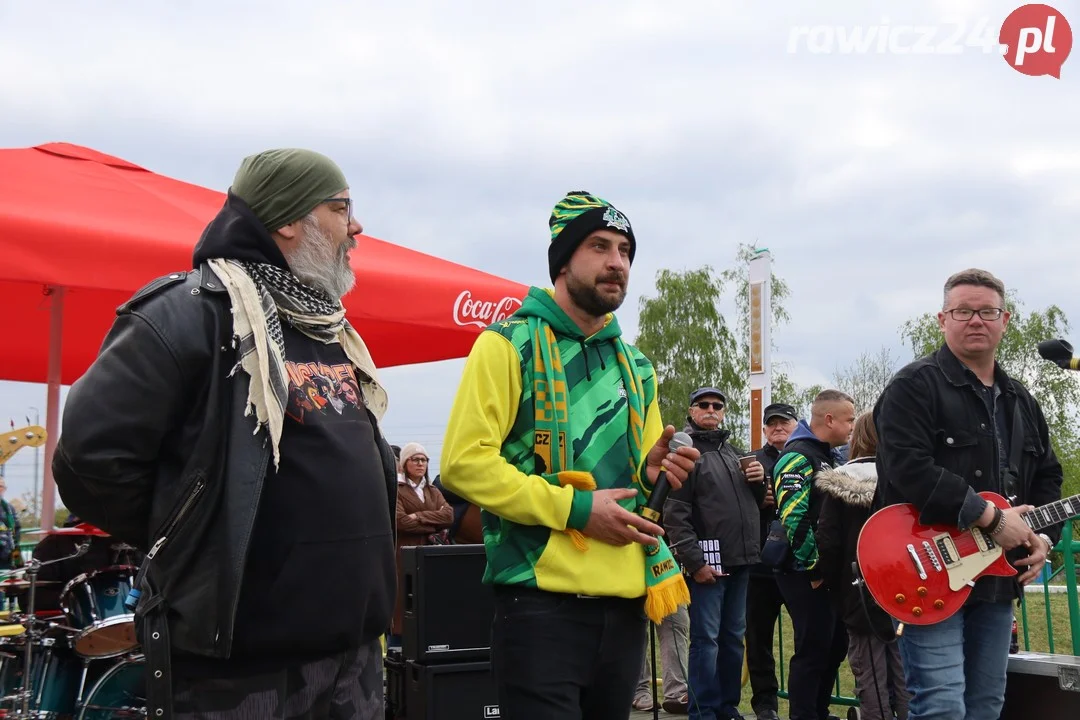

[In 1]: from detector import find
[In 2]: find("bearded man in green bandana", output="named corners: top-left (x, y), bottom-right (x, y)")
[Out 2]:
top-left (54, 149), bottom-right (396, 720)
top-left (441, 191), bottom-right (699, 719)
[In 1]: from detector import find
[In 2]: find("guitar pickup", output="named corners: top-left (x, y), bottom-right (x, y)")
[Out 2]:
top-left (935, 535), bottom-right (959, 567)
top-left (974, 528), bottom-right (996, 552)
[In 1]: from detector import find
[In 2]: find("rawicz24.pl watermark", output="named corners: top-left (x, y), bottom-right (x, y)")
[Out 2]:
top-left (787, 4), bottom-right (1073, 78)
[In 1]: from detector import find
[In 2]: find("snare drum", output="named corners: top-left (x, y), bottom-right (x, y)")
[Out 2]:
top-left (60, 566), bottom-right (139, 659)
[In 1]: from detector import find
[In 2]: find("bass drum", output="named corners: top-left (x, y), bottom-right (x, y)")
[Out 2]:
top-left (78, 654), bottom-right (145, 720)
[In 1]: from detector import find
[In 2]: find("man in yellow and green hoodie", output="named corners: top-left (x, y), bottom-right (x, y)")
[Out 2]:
top-left (441, 191), bottom-right (699, 719)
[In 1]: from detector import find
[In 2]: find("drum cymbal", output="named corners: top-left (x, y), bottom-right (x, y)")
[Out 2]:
top-left (25, 523), bottom-right (110, 537)
top-left (0, 578), bottom-right (61, 588)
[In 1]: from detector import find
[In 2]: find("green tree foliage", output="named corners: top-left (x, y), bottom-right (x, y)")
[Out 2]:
top-left (832, 347), bottom-right (902, 415)
top-left (775, 375), bottom-right (824, 422)
top-left (900, 292), bottom-right (1080, 503)
top-left (635, 244), bottom-right (796, 448)
top-left (635, 266), bottom-right (741, 439)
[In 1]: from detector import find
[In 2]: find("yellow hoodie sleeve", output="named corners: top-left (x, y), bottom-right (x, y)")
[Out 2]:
top-left (440, 330), bottom-right (578, 531)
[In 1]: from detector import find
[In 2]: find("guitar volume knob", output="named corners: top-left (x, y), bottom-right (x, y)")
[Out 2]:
top-left (917, 587), bottom-right (928, 596)
top-left (912, 607), bottom-right (923, 617)
top-left (934, 600), bottom-right (945, 610)
top-left (895, 594), bottom-right (906, 604)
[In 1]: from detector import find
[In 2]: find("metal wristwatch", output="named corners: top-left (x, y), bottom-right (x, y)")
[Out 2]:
top-left (1037, 533), bottom-right (1054, 553)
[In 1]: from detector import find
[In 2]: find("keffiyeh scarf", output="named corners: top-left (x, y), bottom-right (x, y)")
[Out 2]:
top-left (207, 258), bottom-right (388, 468)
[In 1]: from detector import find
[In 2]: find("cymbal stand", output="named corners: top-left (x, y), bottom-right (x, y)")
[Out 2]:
top-left (17, 540), bottom-right (90, 718)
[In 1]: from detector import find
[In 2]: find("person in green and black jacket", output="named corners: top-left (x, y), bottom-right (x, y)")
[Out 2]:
top-left (772, 389), bottom-right (855, 720)
top-left (746, 402), bottom-right (798, 720)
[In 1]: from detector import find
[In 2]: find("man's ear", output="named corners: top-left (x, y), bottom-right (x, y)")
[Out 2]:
top-left (276, 217), bottom-right (304, 242)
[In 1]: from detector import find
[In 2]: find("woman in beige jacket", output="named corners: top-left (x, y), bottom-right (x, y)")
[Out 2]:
top-left (389, 442), bottom-right (453, 647)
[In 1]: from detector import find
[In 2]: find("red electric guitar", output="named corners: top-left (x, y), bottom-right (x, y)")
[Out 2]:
top-left (857, 490), bottom-right (1080, 625)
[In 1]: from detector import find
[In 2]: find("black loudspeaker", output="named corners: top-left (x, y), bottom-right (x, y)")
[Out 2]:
top-left (404, 660), bottom-right (499, 720)
top-left (385, 653), bottom-right (407, 718)
top-left (1001, 653), bottom-right (1080, 719)
top-left (401, 544), bottom-right (494, 663)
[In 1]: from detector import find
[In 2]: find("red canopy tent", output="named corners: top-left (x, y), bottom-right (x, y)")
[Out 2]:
top-left (0, 142), bottom-right (528, 524)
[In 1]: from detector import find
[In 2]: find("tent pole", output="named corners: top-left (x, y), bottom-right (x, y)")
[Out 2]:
top-left (41, 286), bottom-right (64, 529)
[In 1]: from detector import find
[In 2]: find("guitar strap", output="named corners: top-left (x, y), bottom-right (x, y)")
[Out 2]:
top-left (1004, 395), bottom-right (1024, 502)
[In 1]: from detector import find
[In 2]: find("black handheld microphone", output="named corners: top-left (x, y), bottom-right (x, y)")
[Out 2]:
top-left (1037, 339), bottom-right (1080, 370)
top-left (640, 431), bottom-right (693, 522)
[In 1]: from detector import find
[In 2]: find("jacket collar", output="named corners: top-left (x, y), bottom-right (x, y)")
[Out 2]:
top-left (683, 420), bottom-right (730, 446)
top-left (934, 343), bottom-right (1015, 396)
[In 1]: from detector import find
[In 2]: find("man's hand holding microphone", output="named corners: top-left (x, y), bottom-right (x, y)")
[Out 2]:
top-left (581, 425), bottom-right (700, 546)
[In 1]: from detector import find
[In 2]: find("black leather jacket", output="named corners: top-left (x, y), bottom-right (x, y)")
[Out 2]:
top-left (874, 343), bottom-right (1063, 604)
top-left (52, 263), bottom-right (398, 715)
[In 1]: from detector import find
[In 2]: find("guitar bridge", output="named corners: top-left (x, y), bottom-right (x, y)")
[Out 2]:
top-left (923, 540), bottom-right (943, 572)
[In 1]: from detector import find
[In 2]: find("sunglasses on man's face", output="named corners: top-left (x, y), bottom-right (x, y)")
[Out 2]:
top-left (695, 401), bottom-right (724, 411)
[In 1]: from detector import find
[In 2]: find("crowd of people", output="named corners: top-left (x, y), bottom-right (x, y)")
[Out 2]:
top-left (44, 145), bottom-right (1064, 720)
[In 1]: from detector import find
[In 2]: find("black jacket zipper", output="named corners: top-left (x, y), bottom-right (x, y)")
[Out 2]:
top-left (146, 476), bottom-right (206, 561)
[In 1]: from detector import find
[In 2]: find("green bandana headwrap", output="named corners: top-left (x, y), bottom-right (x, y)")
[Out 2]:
top-left (523, 308), bottom-right (689, 623)
top-left (231, 148), bottom-right (349, 232)
top-left (547, 190), bottom-right (637, 283)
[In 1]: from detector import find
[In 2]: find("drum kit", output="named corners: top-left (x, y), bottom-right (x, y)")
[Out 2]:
top-left (0, 524), bottom-right (146, 719)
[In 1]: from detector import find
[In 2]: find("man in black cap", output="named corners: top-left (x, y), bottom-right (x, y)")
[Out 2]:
top-left (53, 149), bottom-right (397, 719)
top-left (663, 386), bottom-right (766, 720)
top-left (745, 402), bottom-right (798, 720)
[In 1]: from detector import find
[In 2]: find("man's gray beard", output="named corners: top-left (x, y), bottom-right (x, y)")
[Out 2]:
top-left (282, 214), bottom-right (356, 300)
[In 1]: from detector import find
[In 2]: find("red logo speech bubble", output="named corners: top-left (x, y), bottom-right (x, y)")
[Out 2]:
top-left (1000, 4), bottom-right (1073, 77)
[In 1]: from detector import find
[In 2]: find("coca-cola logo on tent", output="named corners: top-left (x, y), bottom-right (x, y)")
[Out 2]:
top-left (453, 290), bottom-right (522, 328)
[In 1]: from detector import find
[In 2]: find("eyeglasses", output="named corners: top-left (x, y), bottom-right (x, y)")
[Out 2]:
top-left (322, 197), bottom-right (354, 222)
top-left (695, 401), bottom-right (725, 411)
top-left (944, 307), bottom-right (1004, 322)
top-left (408, 457), bottom-right (428, 464)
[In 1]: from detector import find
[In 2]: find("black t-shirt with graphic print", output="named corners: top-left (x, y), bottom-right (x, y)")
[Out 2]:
top-left (227, 321), bottom-right (394, 663)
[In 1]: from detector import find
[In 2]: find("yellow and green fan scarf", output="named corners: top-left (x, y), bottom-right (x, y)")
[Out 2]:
top-left (527, 316), bottom-right (690, 623)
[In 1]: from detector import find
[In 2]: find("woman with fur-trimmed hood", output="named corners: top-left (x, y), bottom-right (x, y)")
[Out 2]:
top-left (817, 412), bottom-right (911, 720)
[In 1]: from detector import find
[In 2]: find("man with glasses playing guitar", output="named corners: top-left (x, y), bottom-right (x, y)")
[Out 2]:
top-left (865, 268), bottom-right (1064, 720)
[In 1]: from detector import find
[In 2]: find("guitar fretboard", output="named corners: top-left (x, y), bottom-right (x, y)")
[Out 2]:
top-left (1022, 493), bottom-right (1080, 532)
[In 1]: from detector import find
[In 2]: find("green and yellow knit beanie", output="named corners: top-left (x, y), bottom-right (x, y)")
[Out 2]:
top-left (547, 190), bottom-right (637, 283)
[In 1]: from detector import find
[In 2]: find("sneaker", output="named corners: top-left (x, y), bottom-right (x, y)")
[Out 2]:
top-left (662, 695), bottom-right (689, 714)
top-left (632, 694), bottom-right (655, 711)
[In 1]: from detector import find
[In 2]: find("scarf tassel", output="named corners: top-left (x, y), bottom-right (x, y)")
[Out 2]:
top-left (645, 571), bottom-right (691, 625)
top-left (557, 471), bottom-right (595, 552)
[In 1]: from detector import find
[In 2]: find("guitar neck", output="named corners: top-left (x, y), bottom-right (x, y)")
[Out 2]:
top-left (1023, 493), bottom-right (1080, 532)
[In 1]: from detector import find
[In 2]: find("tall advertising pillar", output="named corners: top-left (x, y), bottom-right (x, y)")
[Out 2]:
top-left (748, 250), bottom-right (772, 451)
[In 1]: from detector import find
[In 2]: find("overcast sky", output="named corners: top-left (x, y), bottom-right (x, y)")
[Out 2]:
top-left (2, 0), bottom-right (1077, 505)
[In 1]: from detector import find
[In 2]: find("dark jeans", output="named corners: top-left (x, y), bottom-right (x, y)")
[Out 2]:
top-left (776, 572), bottom-right (848, 720)
top-left (745, 571), bottom-right (785, 714)
top-left (687, 566), bottom-right (750, 720)
top-left (491, 586), bottom-right (647, 720)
